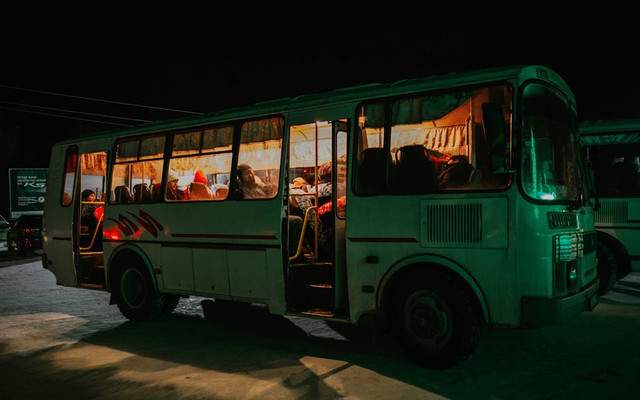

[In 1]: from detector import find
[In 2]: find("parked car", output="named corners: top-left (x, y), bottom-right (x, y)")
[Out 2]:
top-left (0, 214), bottom-right (9, 252)
top-left (7, 214), bottom-right (43, 254)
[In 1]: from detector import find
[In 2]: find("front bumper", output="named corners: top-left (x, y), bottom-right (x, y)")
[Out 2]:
top-left (520, 278), bottom-right (599, 327)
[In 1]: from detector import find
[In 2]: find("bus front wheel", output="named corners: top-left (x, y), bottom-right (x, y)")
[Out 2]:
top-left (116, 264), bottom-right (167, 321)
top-left (394, 269), bottom-right (481, 369)
top-left (596, 242), bottom-right (618, 296)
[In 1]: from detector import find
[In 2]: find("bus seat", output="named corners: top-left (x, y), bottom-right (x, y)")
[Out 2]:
top-left (113, 185), bottom-right (133, 204)
top-left (189, 182), bottom-right (213, 200)
top-left (133, 183), bottom-right (152, 203)
top-left (213, 186), bottom-right (229, 200)
top-left (395, 145), bottom-right (437, 194)
top-left (150, 183), bottom-right (163, 202)
top-left (357, 147), bottom-right (386, 195)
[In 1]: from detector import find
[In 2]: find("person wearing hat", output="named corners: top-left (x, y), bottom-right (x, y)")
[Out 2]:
top-left (166, 171), bottom-right (187, 201)
top-left (189, 170), bottom-right (214, 200)
top-left (80, 189), bottom-right (103, 250)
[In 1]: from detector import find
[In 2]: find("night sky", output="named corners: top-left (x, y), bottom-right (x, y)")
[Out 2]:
top-left (1, 18), bottom-right (638, 218)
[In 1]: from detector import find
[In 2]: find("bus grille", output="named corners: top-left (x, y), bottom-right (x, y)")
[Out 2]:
top-left (547, 212), bottom-right (577, 229)
top-left (423, 203), bottom-right (482, 243)
top-left (594, 201), bottom-right (628, 224)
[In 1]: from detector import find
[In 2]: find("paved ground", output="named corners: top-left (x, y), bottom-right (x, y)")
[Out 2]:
top-left (1, 254), bottom-right (639, 399)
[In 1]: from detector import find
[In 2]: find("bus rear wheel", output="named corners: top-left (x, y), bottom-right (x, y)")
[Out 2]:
top-left (395, 269), bottom-right (481, 369)
top-left (116, 264), bottom-right (167, 321)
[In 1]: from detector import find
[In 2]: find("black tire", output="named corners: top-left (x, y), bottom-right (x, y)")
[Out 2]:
top-left (116, 263), bottom-right (167, 321)
top-left (596, 241), bottom-right (618, 296)
top-left (394, 268), bottom-right (482, 369)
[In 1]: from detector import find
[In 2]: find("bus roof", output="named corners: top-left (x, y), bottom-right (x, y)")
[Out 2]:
top-left (54, 65), bottom-right (571, 146)
top-left (580, 119), bottom-right (640, 146)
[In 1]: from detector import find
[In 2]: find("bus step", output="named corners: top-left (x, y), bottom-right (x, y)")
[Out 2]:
top-left (289, 263), bottom-right (334, 285)
top-left (78, 282), bottom-right (105, 290)
top-left (300, 308), bottom-right (336, 318)
top-left (291, 281), bottom-right (334, 309)
top-left (307, 283), bottom-right (332, 289)
top-left (289, 262), bottom-right (333, 269)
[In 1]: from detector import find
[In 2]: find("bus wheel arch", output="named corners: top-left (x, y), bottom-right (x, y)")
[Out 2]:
top-left (377, 258), bottom-right (487, 369)
top-left (595, 231), bottom-right (630, 295)
top-left (378, 258), bottom-right (489, 326)
top-left (107, 245), bottom-right (174, 320)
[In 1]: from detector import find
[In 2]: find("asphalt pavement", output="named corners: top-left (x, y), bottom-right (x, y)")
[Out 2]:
top-left (1, 254), bottom-right (639, 399)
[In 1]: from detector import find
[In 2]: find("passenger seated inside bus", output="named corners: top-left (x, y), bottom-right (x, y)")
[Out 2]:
top-left (80, 189), bottom-right (103, 251)
top-left (165, 172), bottom-right (187, 201)
top-left (289, 173), bottom-right (333, 261)
top-left (437, 155), bottom-right (476, 188)
top-left (188, 170), bottom-right (214, 200)
top-left (236, 163), bottom-right (277, 199)
top-left (289, 177), bottom-right (315, 257)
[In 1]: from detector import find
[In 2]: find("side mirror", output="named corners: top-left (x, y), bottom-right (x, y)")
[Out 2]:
top-left (482, 102), bottom-right (509, 174)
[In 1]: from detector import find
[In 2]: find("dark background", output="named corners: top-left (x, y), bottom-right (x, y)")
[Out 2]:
top-left (1, 17), bottom-right (638, 219)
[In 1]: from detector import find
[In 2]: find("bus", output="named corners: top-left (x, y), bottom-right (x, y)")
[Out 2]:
top-left (42, 65), bottom-right (599, 369)
top-left (580, 119), bottom-right (640, 294)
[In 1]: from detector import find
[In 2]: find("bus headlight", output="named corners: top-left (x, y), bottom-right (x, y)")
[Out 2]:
top-left (554, 233), bottom-right (583, 262)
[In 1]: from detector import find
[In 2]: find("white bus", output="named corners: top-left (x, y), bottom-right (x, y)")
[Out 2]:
top-left (42, 65), bottom-right (599, 369)
top-left (580, 119), bottom-right (640, 294)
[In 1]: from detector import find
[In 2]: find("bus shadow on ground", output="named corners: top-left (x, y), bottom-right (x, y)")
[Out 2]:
top-left (5, 295), bottom-right (638, 400)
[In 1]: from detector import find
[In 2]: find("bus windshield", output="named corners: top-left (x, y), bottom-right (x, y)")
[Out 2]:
top-left (520, 82), bottom-right (581, 202)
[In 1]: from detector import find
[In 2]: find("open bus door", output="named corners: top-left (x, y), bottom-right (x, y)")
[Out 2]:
top-left (44, 144), bottom-right (108, 288)
top-left (286, 119), bottom-right (349, 318)
top-left (74, 151), bottom-right (107, 288)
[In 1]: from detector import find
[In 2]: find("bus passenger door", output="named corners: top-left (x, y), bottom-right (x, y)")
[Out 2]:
top-left (287, 119), bottom-right (348, 316)
top-left (75, 151), bottom-right (107, 287)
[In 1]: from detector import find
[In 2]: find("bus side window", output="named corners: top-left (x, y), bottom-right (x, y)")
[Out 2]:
top-left (357, 147), bottom-right (386, 195)
top-left (61, 146), bottom-right (77, 206)
top-left (355, 102), bottom-right (387, 196)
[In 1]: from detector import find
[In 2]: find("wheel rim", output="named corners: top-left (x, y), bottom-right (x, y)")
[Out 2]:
top-left (120, 267), bottom-right (147, 309)
top-left (405, 289), bottom-right (452, 348)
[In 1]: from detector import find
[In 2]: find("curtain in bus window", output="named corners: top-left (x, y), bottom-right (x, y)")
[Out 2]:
top-left (140, 136), bottom-right (165, 159)
top-left (203, 126), bottom-right (234, 150)
top-left (361, 103), bottom-right (385, 129)
top-left (116, 141), bottom-right (139, 161)
top-left (392, 90), bottom-right (473, 124)
top-left (173, 131), bottom-right (201, 155)
top-left (81, 153), bottom-right (107, 174)
top-left (391, 125), bottom-right (468, 157)
top-left (241, 118), bottom-right (283, 142)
